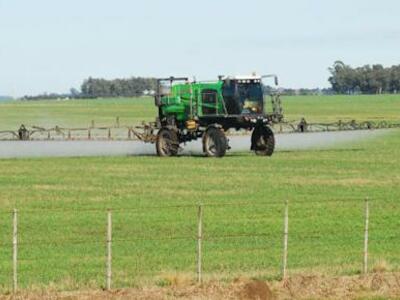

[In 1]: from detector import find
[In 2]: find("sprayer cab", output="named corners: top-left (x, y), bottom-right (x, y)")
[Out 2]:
top-left (153, 74), bottom-right (282, 157)
top-left (221, 75), bottom-right (265, 115)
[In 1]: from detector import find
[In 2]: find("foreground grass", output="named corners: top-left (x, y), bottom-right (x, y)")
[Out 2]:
top-left (1, 94), bottom-right (400, 131)
top-left (0, 130), bottom-right (399, 291)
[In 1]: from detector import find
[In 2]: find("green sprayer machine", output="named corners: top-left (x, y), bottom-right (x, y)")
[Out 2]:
top-left (153, 74), bottom-right (283, 157)
top-left (0, 74), bottom-right (284, 158)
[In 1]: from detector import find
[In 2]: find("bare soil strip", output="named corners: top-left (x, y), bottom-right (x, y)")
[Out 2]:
top-left (2, 272), bottom-right (400, 300)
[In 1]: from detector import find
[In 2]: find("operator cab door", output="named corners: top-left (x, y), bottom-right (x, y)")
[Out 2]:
top-left (201, 89), bottom-right (218, 115)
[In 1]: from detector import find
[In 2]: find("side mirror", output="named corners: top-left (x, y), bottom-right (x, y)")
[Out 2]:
top-left (261, 74), bottom-right (279, 86)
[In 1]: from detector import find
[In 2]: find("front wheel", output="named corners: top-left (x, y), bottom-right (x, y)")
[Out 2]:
top-left (202, 127), bottom-right (227, 158)
top-left (156, 128), bottom-right (179, 157)
top-left (251, 126), bottom-right (275, 156)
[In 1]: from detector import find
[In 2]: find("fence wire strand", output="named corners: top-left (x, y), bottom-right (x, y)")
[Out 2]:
top-left (1, 197), bottom-right (393, 215)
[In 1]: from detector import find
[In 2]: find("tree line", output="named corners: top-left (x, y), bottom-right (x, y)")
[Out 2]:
top-left (80, 77), bottom-right (157, 98)
top-left (329, 61), bottom-right (400, 94)
top-left (22, 77), bottom-right (157, 100)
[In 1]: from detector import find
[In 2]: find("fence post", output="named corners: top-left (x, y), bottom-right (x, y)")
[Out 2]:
top-left (282, 200), bottom-right (289, 280)
top-left (116, 117), bottom-right (120, 128)
top-left (197, 204), bottom-right (203, 284)
top-left (363, 197), bottom-right (369, 274)
top-left (106, 211), bottom-right (112, 290)
top-left (12, 209), bottom-right (18, 293)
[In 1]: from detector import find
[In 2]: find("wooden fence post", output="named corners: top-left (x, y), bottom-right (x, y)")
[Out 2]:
top-left (363, 197), bottom-right (369, 274)
top-left (197, 204), bottom-right (203, 284)
top-left (106, 211), bottom-right (112, 290)
top-left (116, 117), bottom-right (120, 128)
top-left (282, 200), bottom-right (289, 280)
top-left (12, 209), bottom-right (18, 293)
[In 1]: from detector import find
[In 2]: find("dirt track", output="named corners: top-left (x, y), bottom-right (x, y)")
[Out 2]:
top-left (0, 130), bottom-right (388, 159)
top-left (3, 272), bottom-right (400, 300)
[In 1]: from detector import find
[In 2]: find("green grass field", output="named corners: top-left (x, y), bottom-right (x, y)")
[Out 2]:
top-left (0, 95), bottom-right (399, 292)
top-left (0, 98), bottom-right (155, 131)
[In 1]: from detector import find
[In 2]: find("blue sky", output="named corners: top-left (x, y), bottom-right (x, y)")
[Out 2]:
top-left (1, 0), bottom-right (399, 96)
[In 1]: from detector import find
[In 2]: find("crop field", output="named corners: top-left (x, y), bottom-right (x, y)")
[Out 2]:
top-left (0, 98), bottom-right (155, 131)
top-left (0, 95), bottom-right (399, 293)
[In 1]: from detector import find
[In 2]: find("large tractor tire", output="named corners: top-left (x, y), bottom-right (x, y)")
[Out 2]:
top-left (202, 127), bottom-right (228, 158)
top-left (156, 127), bottom-right (179, 157)
top-left (251, 126), bottom-right (275, 156)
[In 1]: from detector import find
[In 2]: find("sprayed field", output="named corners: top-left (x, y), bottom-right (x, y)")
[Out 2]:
top-left (0, 129), bottom-right (390, 158)
top-left (0, 95), bottom-right (399, 294)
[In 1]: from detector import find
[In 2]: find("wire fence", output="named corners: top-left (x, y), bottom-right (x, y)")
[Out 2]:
top-left (0, 197), bottom-right (399, 293)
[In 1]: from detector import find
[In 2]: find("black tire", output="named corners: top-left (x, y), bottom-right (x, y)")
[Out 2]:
top-left (251, 126), bottom-right (275, 156)
top-left (156, 128), bottom-right (179, 157)
top-left (202, 127), bottom-right (227, 158)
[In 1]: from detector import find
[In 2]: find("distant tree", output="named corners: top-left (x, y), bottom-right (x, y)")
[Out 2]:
top-left (328, 61), bottom-right (358, 94)
top-left (389, 65), bottom-right (400, 93)
top-left (70, 88), bottom-right (80, 97)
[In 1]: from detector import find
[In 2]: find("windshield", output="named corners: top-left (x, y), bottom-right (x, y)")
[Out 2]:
top-left (222, 80), bottom-right (263, 115)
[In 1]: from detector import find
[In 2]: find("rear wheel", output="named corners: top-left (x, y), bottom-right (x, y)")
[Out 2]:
top-left (203, 127), bottom-right (227, 158)
top-left (251, 126), bottom-right (275, 156)
top-left (156, 128), bottom-right (179, 157)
